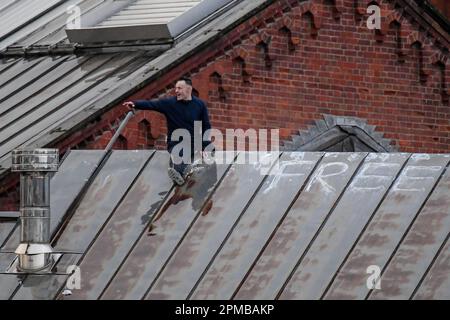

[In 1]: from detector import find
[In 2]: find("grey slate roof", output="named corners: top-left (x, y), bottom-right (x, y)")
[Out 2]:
top-left (0, 150), bottom-right (449, 300)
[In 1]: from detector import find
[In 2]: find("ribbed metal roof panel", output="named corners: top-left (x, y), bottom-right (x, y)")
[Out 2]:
top-left (1, 151), bottom-right (449, 300)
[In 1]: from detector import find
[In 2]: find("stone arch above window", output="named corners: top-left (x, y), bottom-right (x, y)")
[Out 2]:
top-left (282, 115), bottom-right (398, 152)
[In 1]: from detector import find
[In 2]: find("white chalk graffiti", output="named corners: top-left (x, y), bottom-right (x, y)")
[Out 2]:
top-left (393, 166), bottom-right (442, 192)
top-left (305, 162), bottom-right (349, 193)
top-left (263, 160), bottom-right (316, 194)
top-left (350, 162), bottom-right (400, 192)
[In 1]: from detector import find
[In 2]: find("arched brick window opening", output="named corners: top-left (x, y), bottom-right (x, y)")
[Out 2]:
top-left (138, 119), bottom-right (154, 149)
top-left (113, 135), bottom-right (128, 150)
top-left (411, 41), bottom-right (427, 84)
top-left (389, 20), bottom-right (405, 62)
top-left (302, 11), bottom-right (318, 37)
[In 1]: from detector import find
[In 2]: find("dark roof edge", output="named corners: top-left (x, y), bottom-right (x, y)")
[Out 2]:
top-left (400, 0), bottom-right (450, 47)
top-left (416, 0), bottom-right (450, 34)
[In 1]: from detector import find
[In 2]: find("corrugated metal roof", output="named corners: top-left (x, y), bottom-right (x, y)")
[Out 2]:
top-left (0, 0), bottom-right (64, 42)
top-left (0, 50), bottom-right (163, 175)
top-left (0, 151), bottom-right (449, 300)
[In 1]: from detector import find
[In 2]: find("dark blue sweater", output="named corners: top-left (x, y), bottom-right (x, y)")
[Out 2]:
top-left (133, 96), bottom-right (212, 151)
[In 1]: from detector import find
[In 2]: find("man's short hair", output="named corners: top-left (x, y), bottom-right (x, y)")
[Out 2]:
top-left (179, 77), bottom-right (192, 87)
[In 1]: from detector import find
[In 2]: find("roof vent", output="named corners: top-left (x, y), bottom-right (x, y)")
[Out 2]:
top-left (11, 148), bottom-right (59, 272)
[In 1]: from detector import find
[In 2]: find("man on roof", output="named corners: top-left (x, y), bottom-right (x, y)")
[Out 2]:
top-left (123, 77), bottom-right (212, 186)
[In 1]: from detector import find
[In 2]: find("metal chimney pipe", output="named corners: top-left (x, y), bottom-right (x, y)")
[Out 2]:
top-left (11, 148), bottom-right (59, 272)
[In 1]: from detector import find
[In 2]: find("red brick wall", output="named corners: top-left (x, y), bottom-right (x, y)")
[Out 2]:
top-left (127, 0), bottom-right (450, 153)
top-left (1, 0), bottom-right (449, 210)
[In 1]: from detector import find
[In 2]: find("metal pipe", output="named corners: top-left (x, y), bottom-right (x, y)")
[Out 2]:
top-left (105, 110), bottom-right (135, 152)
top-left (11, 148), bottom-right (58, 272)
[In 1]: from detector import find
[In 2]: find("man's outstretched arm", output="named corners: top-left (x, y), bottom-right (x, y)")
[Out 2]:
top-left (123, 98), bottom-right (172, 114)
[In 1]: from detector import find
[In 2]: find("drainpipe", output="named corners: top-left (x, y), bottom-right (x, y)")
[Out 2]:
top-left (11, 148), bottom-right (59, 272)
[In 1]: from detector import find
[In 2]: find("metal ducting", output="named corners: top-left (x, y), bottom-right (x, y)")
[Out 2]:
top-left (11, 148), bottom-right (59, 272)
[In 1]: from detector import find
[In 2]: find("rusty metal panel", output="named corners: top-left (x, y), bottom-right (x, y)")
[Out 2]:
top-left (235, 153), bottom-right (367, 300)
top-left (12, 253), bottom-right (81, 300)
top-left (191, 152), bottom-right (323, 300)
top-left (144, 152), bottom-right (274, 300)
top-left (101, 152), bottom-right (232, 299)
top-left (324, 154), bottom-right (449, 300)
top-left (2, 150), bottom-right (105, 252)
top-left (413, 236), bottom-right (450, 300)
top-left (63, 151), bottom-right (174, 300)
top-left (54, 150), bottom-right (152, 253)
top-left (368, 161), bottom-right (450, 299)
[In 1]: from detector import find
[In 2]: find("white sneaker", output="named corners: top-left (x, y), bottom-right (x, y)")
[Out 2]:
top-left (168, 167), bottom-right (185, 186)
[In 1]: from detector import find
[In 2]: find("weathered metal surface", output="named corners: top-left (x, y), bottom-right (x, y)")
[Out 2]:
top-left (15, 0), bottom-right (105, 47)
top-left (0, 55), bottom-right (90, 118)
top-left (53, 150), bottom-right (152, 252)
top-left (0, 56), bottom-right (67, 107)
top-left (101, 152), bottom-right (232, 300)
top-left (191, 152), bottom-right (323, 300)
top-left (368, 162), bottom-right (450, 300)
top-left (63, 152), bottom-right (173, 300)
top-left (0, 272), bottom-right (23, 299)
top-left (325, 154), bottom-right (449, 300)
top-left (12, 253), bottom-right (81, 300)
top-left (413, 237), bottom-right (450, 300)
top-left (0, 57), bottom-right (45, 89)
top-left (0, 250), bottom-right (15, 271)
top-left (145, 152), bottom-right (274, 300)
top-left (8, 53), bottom-right (149, 157)
top-left (0, 221), bottom-right (15, 246)
top-left (2, 152), bottom-right (450, 300)
top-left (0, 0), bottom-right (62, 39)
top-left (235, 153), bottom-right (368, 299)
top-left (2, 150), bottom-right (105, 252)
top-left (0, 53), bottom-right (120, 159)
top-left (0, 58), bottom-right (19, 74)
top-left (279, 153), bottom-right (422, 299)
